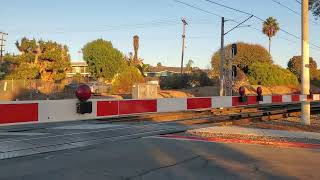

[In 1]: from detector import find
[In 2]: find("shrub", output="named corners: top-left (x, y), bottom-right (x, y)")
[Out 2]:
top-left (287, 56), bottom-right (318, 81)
top-left (247, 63), bottom-right (298, 86)
top-left (160, 74), bottom-right (191, 89)
top-left (160, 71), bottom-right (213, 89)
top-left (112, 65), bottom-right (144, 93)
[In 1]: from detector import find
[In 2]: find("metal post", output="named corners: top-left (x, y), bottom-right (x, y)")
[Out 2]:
top-left (180, 18), bottom-right (188, 74)
top-left (219, 17), bottom-right (225, 96)
top-left (301, 0), bottom-right (310, 125)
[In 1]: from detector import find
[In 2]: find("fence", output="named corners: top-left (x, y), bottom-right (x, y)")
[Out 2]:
top-left (0, 78), bottom-right (110, 101)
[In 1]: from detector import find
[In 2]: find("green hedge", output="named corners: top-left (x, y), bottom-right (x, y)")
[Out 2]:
top-left (160, 71), bottom-right (213, 89)
top-left (247, 63), bottom-right (298, 86)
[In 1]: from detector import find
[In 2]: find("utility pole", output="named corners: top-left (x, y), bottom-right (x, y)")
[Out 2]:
top-left (301, 0), bottom-right (310, 125)
top-left (180, 18), bottom-right (188, 74)
top-left (219, 17), bottom-right (225, 96)
top-left (0, 32), bottom-right (8, 63)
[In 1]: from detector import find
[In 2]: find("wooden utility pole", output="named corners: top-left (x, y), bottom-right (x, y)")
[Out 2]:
top-left (0, 32), bottom-right (8, 63)
top-left (301, 0), bottom-right (310, 125)
top-left (180, 18), bottom-right (188, 74)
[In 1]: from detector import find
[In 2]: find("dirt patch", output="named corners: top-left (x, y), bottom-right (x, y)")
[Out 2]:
top-left (158, 90), bottom-right (194, 98)
top-left (157, 85), bottom-right (300, 98)
top-left (236, 115), bottom-right (320, 133)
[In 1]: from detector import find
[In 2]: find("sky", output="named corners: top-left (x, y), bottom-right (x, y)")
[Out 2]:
top-left (1, 0), bottom-right (320, 68)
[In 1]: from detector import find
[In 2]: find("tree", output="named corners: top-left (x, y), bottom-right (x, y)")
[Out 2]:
top-left (186, 59), bottom-right (194, 73)
top-left (287, 56), bottom-right (318, 81)
top-left (5, 38), bottom-right (71, 81)
top-left (157, 62), bottom-right (162, 67)
top-left (262, 17), bottom-right (280, 54)
top-left (248, 63), bottom-right (298, 86)
top-left (211, 42), bottom-right (272, 75)
top-left (5, 63), bottom-right (39, 80)
top-left (37, 41), bottom-right (71, 81)
top-left (82, 39), bottom-right (126, 81)
top-left (0, 54), bottom-right (19, 79)
top-left (310, 0), bottom-right (320, 18)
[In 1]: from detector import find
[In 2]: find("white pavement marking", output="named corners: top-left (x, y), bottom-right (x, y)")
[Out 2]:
top-left (0, 132), bottom-right (49, 136)
top-left (188, 126), bottom-right (320, 140)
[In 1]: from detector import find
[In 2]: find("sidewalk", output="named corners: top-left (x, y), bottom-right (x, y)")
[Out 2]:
top-left (187, 126), bottom-right (320, 140)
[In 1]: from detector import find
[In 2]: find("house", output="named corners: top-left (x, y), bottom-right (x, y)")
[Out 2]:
top-left (66, 61), bottom-right (90, 77)
top-left (145, 66), bottom-right (200, 77)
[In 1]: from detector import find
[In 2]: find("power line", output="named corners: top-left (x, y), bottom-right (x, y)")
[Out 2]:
top-left (271, 0), bottom-right (300, 15)
top-left (174, 0), bottom-right (320, 52)
top-left (203, 0), bottom-right (253, 17)
top-left (7, 18), bottom-right (216, 35)
top-left (0, 32), bottom-right (8, 63)
top-left (202, 0), bottom-right (320, 49)
top-left (271, 0), bottom-right (319, 26)
top-left (173, 0), bottom-right (221, 18)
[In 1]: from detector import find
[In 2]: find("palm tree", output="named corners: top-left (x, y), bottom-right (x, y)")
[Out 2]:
top-left (133, 35), bottom-right (139, 65)
top-left (262, 17), bottom-right (280, 54)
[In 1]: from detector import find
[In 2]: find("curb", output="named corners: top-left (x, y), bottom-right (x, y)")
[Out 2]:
top-left (159, 134), bottom-right (320, 149)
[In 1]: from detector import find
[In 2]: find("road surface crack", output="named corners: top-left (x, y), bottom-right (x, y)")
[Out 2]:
top-left (125, 155), bottom-right (201, 180)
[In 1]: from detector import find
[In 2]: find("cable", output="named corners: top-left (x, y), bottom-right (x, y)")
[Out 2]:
top-left (8, 18), bottom-right (216, 35)
top-left (271, 0), bottom-right (300, 15)
top-left (173, 0), bottom-right (221, 18)
top-left (271, 0), bottom-right (320, 26)
top-left (202, 0), bottom-right (320, 49)
top-left (174, 0), bottom-right (320, 52)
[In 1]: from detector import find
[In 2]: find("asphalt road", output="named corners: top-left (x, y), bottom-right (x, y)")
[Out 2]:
top-left (0, 133), bottom-right (319, 180)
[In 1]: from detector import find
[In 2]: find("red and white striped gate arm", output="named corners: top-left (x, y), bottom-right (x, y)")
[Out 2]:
top-left (0, 94), bottom-right (319, 125)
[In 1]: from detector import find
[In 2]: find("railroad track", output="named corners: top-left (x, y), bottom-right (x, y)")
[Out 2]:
top-left (102, 102), bottom-right (320, 126)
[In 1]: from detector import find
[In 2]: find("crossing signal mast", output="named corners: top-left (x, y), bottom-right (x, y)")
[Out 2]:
top-left (219, 15), bottom-right (253, 96)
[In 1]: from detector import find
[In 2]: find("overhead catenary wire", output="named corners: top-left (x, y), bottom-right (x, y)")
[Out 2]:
top-left (270, 0), bottom-right (319, 25)
top-left (173, 0), bottom-right (320, 52)
top-left (271, 0), bottom-right (300, 15)
top-left (295, 0), bottom-right (302, 5)
top-left (202, 0), bottom-right (320, 50)
top-left (7, 17), bottom-right (217, 35)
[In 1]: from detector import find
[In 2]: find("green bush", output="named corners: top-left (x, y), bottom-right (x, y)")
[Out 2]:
top-left (112, 65), bottom-right (144, 93)
top-left (160, 74), bottom-right (191, 89)
top-left (247, 63), bottom-right (298, 86)
top-left (287, 56), bottom-right (318, 81)
top-left (160, 71), bottom-right (213, 89)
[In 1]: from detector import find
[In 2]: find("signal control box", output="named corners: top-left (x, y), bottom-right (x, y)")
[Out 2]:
top-left (76, 101), bottom-right (92, 114)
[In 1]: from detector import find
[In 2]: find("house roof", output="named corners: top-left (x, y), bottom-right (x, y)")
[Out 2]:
top-left (148, 66), bottom-right (202, 73)
top-left (148, 66), bottom-right (186, 73)
top-left (71, 61), bottom-right (87, 67)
